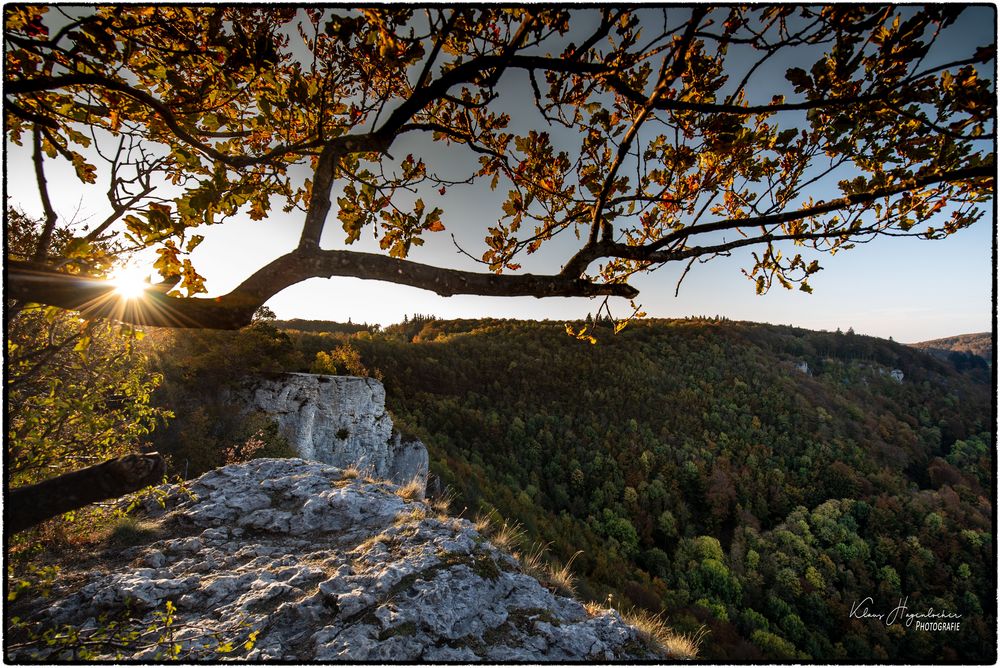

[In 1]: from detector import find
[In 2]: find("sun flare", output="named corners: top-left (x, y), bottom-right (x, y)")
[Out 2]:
top-left (110, 266), bottom-right (150, 300)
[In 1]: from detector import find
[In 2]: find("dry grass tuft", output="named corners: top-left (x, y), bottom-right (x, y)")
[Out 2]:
top-left (340, 466), bottom-right (360, 480)
top-left (395, 477), bottom-right (424, 501)
top-left (429, 487), bottom-right (455, 514)
top-left (474, 511), bottom-right (583, 599)
top-left (512, 543), bottom-right (581, 597)
top-left (356, 531), bottom-right (393, 553)
top-left (621, 608), bottom-right (704, 660)
top-left (490, 520), bottom-right (526, 552)
top-left (514, 541), bottom-right (549, 580)
top-left (546, 550), bottom-right (582, 597)
top-left (475, 511), bottom-right (584, 598)
top-left (473, 512), bottom-right (493, 534)
top-left (393, 506), bottom-right (427, 526)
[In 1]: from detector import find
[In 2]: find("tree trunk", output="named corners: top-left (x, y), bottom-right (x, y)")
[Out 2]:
top-left (5, 452), bottom-right (166, 536)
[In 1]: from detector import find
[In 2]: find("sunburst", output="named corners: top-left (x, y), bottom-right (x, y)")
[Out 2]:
top-left (109, 265), bottom-right (150, 300)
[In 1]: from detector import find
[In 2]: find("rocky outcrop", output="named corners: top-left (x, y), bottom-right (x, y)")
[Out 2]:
top-left (7, 459), bottom-right (667, 662)
top-left (234, 373), bottom-right (428, 489)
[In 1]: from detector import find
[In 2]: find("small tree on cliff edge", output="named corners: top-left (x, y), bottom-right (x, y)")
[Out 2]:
top-left (5, 6), bottom-right (995, 328)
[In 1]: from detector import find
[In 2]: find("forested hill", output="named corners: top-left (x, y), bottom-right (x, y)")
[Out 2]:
top-left (275, 317), bottom-right (993, 662)
top-left (909, 332), bottom-right (993, 367)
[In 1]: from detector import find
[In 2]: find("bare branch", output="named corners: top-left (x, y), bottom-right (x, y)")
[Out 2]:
top-left (30, 128), bottom-right (59, 262)
top-left (398, 122), bottom-right (504, 157)
top-left (674, 257), bottom-right (697, 297)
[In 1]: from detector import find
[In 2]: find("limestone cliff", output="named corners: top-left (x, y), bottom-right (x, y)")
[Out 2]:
top-left (234, 373), bottom-right (428, 488)
top-left (7, 459), bottom-right (673, 662)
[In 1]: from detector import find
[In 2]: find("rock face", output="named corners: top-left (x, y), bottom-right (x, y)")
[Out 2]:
top-left (234, 373), bottom-right (428, 488)
top-left (8, 459), bottom-right (666, 662)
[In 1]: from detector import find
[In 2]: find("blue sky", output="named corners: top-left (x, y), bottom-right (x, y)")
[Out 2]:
top-left (5, 7), bottom-right (995, 342)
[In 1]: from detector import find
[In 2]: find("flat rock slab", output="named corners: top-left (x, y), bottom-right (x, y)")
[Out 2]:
top-left (8, 459), bottom-right (665, 662)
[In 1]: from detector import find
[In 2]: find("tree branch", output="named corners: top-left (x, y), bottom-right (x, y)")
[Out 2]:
top-left (7, 74), bottom-right (323, 168)
top-left (654, 228), bottom-right (871, 263)
top-left (8, 74), bottom-right (264, 167)
top-left (398, 122), bottom-right (504, 157)
top-left (6, 250), bottom-right (639, 329)
top-left (566, 8), bottom-right (620, 61)
top-left (5, 452), bottom-right (165, 536)
top-left (413, 10), bottom-right (459, 93)
top-left (604, 72), bottom-right (887, 115)
top-left (374, 54), bottom-right (611, 140)
top-left (589, 7), bottom-right (707, 245)
top-left (644, 163), bottom-right (995, 252)
top-left (6, 99), bottom-right (60, 129)
top-left (558, 163), bottom-right (993, 276)
top-left (481, 12), bottom-right (537, 90)
top-left (297, 144), bottom-right (340, 250)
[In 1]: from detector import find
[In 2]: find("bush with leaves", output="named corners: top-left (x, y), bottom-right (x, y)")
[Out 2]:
top-left (7, 311), bottom-right (168, 489)
top-left (311, 342), bottom-right (382, 380)
top-left (152, 405), bottom-right (296, 480)
top-left (6, 210), bottom-right (170, 491)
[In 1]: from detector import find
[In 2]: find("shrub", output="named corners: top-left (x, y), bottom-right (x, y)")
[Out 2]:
top-left (311, 343), bottom-right (382, 380)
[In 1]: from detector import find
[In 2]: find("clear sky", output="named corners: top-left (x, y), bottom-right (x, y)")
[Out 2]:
top-left (5, 7), bottom-right (995, 343)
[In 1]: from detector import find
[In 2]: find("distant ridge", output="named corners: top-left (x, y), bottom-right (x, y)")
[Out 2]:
top-left (909, 332), bottom-right (992, 363)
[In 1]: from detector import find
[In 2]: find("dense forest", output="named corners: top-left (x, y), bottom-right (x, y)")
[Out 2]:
top-left (910, 333), bottom-right (993, 368)
top-left (131, 315), bottom-right (995, 662)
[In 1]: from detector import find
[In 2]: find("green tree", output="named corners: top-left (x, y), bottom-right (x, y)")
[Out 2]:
top-left (5, 6), bottom-right (993, 328)
top-left (752, 629), bottom-right (799, 659)
top-left (602, 510), bottom-right (640, 557)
